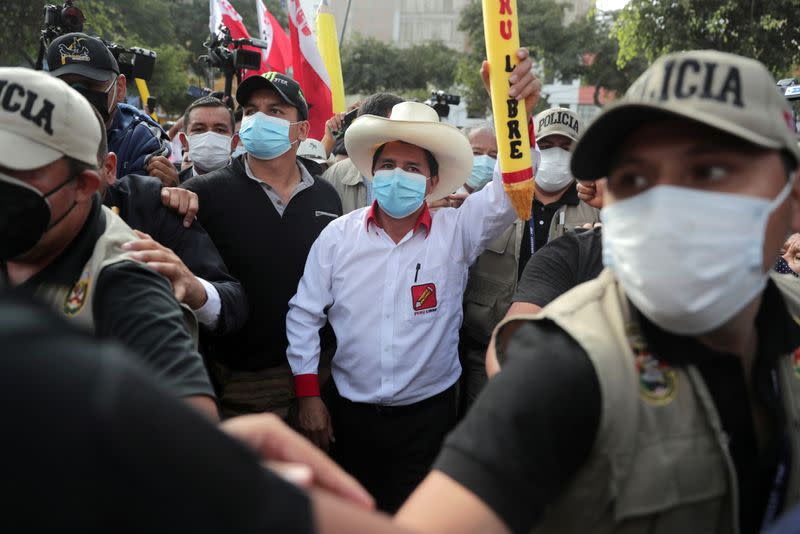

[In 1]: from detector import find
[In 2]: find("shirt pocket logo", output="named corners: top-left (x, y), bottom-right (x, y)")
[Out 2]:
top-left (411, 283), bottom-right (438, 314)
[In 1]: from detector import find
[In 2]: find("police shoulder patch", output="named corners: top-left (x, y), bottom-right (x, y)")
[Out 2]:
top-left (63, 269), bottom-right (90, 316)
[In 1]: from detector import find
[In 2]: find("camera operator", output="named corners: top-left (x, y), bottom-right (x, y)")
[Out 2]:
top-left (46, 33), bottom-right (179, 187)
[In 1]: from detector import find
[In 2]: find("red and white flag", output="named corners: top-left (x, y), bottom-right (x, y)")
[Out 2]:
top-left (288, 0), bottom-right (332, 140)
top-left (209, 0), bottom-right (250, 42)
top-left (256, 0), bottom-right (292, 74)
top-left (209, 0), bottom-right (265, 80)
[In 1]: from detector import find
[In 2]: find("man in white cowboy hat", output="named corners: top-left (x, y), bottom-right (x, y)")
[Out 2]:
top-left (285, 49), bottom-right (540, 512)
top-left (396, 50), bottom-right (800, 534)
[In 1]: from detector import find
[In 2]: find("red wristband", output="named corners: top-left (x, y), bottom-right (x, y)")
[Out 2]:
top-left (294, 374), bottom-right (321, 397)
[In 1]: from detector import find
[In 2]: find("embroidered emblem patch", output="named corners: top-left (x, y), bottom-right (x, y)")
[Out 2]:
top-left (635, 352), bottom-right (678, 405)
top-left (627, 324), bottom-right (677, 405)
top-left (64, 270), bottom-right (90, 316)
top-left (411, 283), bottom-right (437, 314)
top-left (58, 36), bottom-right (91, 65)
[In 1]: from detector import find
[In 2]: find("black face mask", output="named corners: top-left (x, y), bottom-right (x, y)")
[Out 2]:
top-left (70, 78), bottom-right (116, 123)
top-left (0, 172), bottom-right (77, 261)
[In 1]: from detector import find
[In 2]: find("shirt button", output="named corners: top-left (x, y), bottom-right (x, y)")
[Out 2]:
top-left (539, 220), bottom-right (544, 225)
top-left (277, 200), bottom-right (283, 205)
top-left (385, 314), bottom-right (390, 319)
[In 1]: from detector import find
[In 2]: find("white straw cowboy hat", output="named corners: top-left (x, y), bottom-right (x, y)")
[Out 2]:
top-left (345, 102), bottom-right (474, 201)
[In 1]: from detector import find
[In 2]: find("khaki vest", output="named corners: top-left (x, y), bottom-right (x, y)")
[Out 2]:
top-left (492, 269), bottom-right (800, 534)
top-left (35, 206), bottom-right (199, 342)
top-left (463, 220), bottom-right (525, 344)
top-left (547, 200), bottom-right (600, 242)
top-left (463, 202), bottom-right (599, 344)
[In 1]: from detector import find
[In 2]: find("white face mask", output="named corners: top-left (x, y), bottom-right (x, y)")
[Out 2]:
top-left (535, 147), bottom-right (573, 192)
top-left (187, 131), bottom-right (232, 173)
top-left (601, 182), bottom-right (793, 335)
top-left (231, 144), bottom-right (247, 159)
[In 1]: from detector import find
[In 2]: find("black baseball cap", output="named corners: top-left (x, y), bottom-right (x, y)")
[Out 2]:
top-left (235, 72), bottom-right (308, 120)
top-left (46, 33), bottom-right (119, 82)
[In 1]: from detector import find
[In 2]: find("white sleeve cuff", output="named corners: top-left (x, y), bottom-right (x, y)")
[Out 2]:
top-left (194, 277), bottom-right (222, 330)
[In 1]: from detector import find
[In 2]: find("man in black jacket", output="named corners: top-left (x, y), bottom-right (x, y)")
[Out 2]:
top-left (183, 72), bottom-right (342, 419)
top-left (94, 115), bottom-right (248, 338)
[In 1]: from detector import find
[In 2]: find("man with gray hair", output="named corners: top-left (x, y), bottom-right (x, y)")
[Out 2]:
top-left (459, 122), bottom-right (498, 194)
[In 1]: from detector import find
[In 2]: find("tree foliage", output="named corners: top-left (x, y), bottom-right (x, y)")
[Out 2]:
top-left (613, 0), bottom-right (800, 77)
top-left (341, 36), bottom-right (459, 96)
top-left (0, 0), bottom-right (292, 115)
top-left (148, 43), bottom-right (193, 114)
top-left (0, 1), bottom-right (50, 67)
top-left (457, 0), bottom-right (649, 116)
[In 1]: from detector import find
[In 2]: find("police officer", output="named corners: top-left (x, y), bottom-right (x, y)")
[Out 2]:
top-left (46, 33), bottom-right (178, 186)
top-left (458, 107), bottom-right (597, 410)
top-left (396, 50), bottom-right (800, 534)
top-left (0, 68), bottom-right (217, 421)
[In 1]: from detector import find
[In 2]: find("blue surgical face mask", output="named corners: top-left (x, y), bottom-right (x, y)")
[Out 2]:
top-left (372, 168), bottom-right (428, 219)
top-left (466, 154), bottom-right (495, 191)
top-left (239, 112), bottom-right (297, 160)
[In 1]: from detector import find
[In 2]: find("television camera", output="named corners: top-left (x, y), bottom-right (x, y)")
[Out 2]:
top-left (199, 25), bottom-right (270, 101)
top-left (425, 90), bottom-right (461, 119)
top-left (36, 1), bottom-right (157, 83)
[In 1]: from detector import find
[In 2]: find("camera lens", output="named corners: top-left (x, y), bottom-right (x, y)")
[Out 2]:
top-left (61, 5), bottom-right (85, 32)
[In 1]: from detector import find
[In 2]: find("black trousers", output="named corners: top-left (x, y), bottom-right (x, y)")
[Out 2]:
top-left (324, 380), bottom-right (458, 513)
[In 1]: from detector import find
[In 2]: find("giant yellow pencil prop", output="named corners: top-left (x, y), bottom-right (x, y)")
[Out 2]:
top-left (482, 0), bottom-right (533, 221)
top-left (316, 4), bottom-right (346, 113)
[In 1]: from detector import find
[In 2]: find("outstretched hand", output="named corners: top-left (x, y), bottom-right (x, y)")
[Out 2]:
top-left (480, 47), bottom-right (541, 118)
top-left (222, 413), bottom-right (374, 510)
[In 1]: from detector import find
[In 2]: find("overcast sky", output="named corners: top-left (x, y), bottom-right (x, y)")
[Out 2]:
top-left (595, 0), bottom-right (629, 10)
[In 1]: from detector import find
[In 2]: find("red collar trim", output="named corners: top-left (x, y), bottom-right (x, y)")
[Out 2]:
top-left (365, 201), bottom-right (432, 237)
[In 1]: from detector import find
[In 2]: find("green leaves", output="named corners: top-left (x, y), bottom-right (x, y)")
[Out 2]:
top-left (613, 0), bottom-right (800, 78)
top-left (340, 36), bottom-right (459, 96)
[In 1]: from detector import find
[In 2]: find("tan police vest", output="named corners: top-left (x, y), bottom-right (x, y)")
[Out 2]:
top-left (492, 268), bottom-right (800, 534)
top-left (547, 200), bottom-right (600, 242)
top-left (463, 201), bottom-right (599, 344)
top-left (35, 206), bottom-right (199, 342)
top-left (462, 220), bottom-right (525, 344)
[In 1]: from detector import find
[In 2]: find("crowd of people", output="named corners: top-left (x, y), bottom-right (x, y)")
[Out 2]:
top-left (4, 28), bottom-right (800, 534)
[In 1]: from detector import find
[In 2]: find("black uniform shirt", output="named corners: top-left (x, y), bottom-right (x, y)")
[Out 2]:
top-left (518, 184), bottom-right (579, 279)
top-left (513, 227), bottom-right (604, 307)
top-left (15, 197), bottom-right (214, 401)
top-left (435, 280), bottom-right (799, 534)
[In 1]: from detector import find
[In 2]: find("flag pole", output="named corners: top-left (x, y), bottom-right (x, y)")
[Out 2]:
top-left (339, 0), bottom-right (353, 45)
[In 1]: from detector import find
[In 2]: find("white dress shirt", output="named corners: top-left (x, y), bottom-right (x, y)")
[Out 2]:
top-left (193, 277), bottom-right (221, 330)
top-left (286, 169), bottom-right (516, 406)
